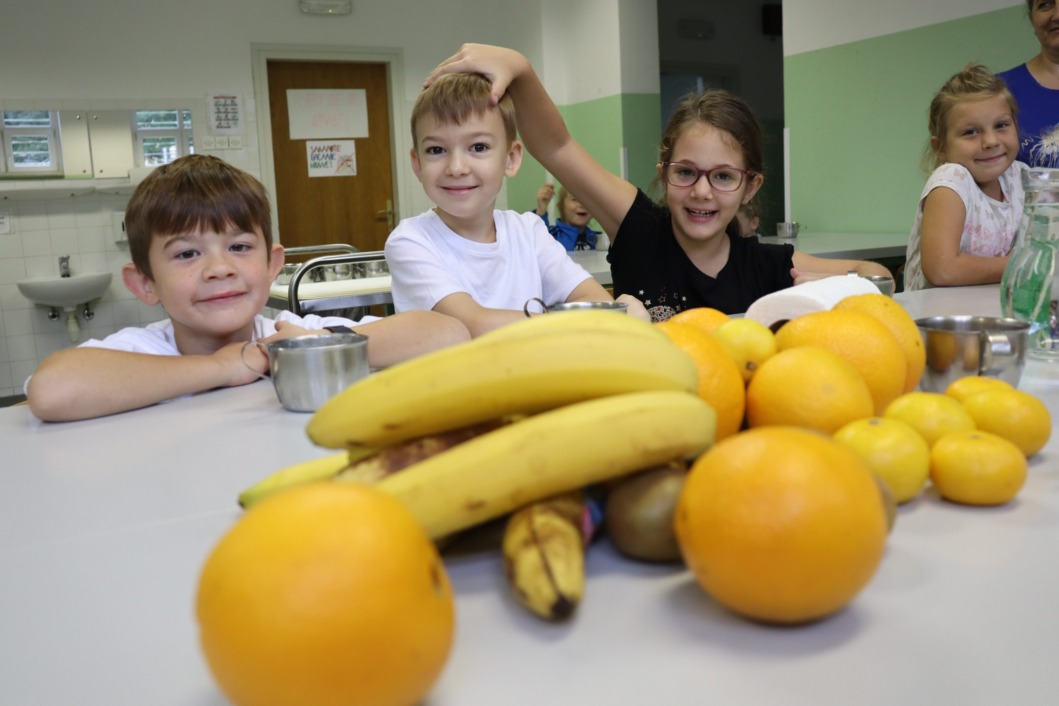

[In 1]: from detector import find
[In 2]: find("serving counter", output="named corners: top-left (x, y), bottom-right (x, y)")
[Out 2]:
top-left (757, 231), bottom-right (909, 260)
top-left (3, 284), bottom-right (1058, 705)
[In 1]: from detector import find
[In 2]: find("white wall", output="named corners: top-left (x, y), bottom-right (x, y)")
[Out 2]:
top-left (784, 0), bottom-right (1023, 56)
top-left (0, 0), bottom-right (553, 398)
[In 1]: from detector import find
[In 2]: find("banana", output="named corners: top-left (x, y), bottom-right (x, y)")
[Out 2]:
top-left (238, 450), bottom-right (365, 509)
top-left (476, 308), bottom-right (667, 343)
top-left (307, 320), bottom-right (697, 450)
top-left (240, 419), bottom-right (514, 508)
top-left (374, 390), bottom-right (716, 540)
top-left (502, 492), bottom-right (585, 621)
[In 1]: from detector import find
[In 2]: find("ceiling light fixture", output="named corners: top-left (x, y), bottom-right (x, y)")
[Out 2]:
top-left (299, 0), bottom-right (352, 15)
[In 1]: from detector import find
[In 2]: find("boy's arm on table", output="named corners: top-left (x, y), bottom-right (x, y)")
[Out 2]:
top-left (26, 343), bottom-right (269, 422)
top-left (427, 44), bottom-right (637, 241)
top-left (919, 188), bottom-right (1008, 286)
top-left (431, 292), bottom-right (531, 337)
top-left (354, 311), bottom-right (470, 368)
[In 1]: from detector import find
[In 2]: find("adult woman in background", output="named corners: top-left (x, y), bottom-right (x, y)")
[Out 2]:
top-left (998, 0), bottom-right (1059, 167)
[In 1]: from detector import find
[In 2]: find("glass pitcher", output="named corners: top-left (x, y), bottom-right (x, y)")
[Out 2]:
top-left (1000, 167), bottom-right (1059, 360)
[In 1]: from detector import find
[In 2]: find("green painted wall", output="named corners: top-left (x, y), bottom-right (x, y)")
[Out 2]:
top-left (784, 6), bottom-right (1035, 235)
top-left (507, 92), bottom-right (661, 222)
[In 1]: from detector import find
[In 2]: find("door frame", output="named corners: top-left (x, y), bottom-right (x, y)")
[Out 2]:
top-left (250, 43), bottom-right (409, 247)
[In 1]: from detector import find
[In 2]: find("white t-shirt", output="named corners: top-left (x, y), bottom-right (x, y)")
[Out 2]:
top-left (77, 310), bottom-right (376, 355)
top-left (904, 161), bottom-right (1026, 291)
top-left (23, 311), bottom-right (378, 395)
top-left (384, 208), bottom-right (593, 312)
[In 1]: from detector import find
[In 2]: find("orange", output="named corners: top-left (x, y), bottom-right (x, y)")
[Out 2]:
top-left (883, 391), bottom-right (976, 447)
top-left (931, 430), bottom-right (1028, 506)
top-left (675, 427), bottom-right (888, 624)
top-left (944, 376), bottom-right (1013, 403)
top-left (775, 309), bottom-right (906, 414)
top-left (196, 483), bottom-right (455, 706)
top-left (712, 317), bottom-right (777, 383)
top-left (746, 346), bottom-right (874, 434)
top-left (834, 416), bottom-right (931, 503)
top-left (960, 387), bottom-right (1052, 457)
top-left (833, 293), bottom-right (927, 393)
top-left (656, 320), bottom-right (745, 439)
top-left (667, 306), bottom-right (731, 334)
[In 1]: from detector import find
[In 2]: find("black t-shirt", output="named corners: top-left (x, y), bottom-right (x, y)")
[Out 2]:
top-left (608, 190), bottom-right (795, 320)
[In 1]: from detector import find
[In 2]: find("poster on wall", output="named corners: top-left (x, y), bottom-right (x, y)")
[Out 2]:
top-left (287, 89), bottom-right (368, 140)
top-left (306, 140), bottom-right (357, 178)
top-left (208, 92), bottom-right (243, 135)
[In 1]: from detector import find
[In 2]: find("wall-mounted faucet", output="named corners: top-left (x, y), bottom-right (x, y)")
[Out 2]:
top-left (59, 255), bottom-right (71, 278)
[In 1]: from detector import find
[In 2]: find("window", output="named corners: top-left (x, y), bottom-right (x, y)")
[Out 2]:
top-left (133, 109), bottom-right (194, 166)
top-left (1, 111), bottom-right (63, 175)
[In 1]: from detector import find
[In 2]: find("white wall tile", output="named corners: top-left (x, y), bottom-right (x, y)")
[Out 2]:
top-left (3, 308), bottom-right (32, 336)
top-left (21, 231), bottom-right (52, 257)
top-left (0, 235), bottom-right (24, 259)
top-left (17, 201), bottom-right (49, 231)
top-left (6, 333), bottom-right (36, 362)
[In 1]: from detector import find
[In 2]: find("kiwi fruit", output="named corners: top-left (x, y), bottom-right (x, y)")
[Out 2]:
top-left (605, 461), bottom-right (687, 563)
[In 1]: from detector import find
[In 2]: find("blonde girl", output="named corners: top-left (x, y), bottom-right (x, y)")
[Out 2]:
top-left (903, 64), bottom-right (1026, 291)
top-left (426, 44), bottom-right (890, 320)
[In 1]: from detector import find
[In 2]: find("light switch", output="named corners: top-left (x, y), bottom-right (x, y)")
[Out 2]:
top-left (228, 135), bottom-right (243, 149)
top-left (215, 136), bottom-right (229, 149)
top-left (201, 136), bottom-right (216, 150)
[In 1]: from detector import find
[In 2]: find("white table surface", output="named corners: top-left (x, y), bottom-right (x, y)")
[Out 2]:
top-left (757, 231), bottom-right (909, 260)
top-left (4, 284), bottom-right (1059, 705)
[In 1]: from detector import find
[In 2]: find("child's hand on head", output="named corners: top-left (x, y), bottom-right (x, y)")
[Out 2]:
top-left (424, 44), bottom-right (528, 105)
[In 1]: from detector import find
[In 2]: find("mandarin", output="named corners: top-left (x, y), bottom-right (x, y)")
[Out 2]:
top-left (746, 346), bottom-right (874, 434)
top-left (675, 427), bottom-right (888, 624)
top-left (197, 483), bottom-right (454, 706)
top-left (833, 293), bottom-right (926, 393)
top-left (775, 309), bottom-right (905, 414)
top-left (656, 320), bottom-right (745, 439)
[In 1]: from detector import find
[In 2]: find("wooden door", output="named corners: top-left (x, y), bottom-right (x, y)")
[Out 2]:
top-left (266, 60), bottom-right (395, 254)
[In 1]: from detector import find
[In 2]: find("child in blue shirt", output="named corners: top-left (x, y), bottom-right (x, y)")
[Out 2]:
top-left (533, 182), bottom-right (602, 250)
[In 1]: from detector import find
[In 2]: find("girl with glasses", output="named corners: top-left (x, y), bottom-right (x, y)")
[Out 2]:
top-left (425, 44), bottom-right (891, 320)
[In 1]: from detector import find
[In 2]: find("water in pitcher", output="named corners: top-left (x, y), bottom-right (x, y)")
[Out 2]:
top-left (1000, 168), bottom-right (1059, 360)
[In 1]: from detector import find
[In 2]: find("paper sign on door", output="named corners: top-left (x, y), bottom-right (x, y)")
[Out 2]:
top-left (306, 141), bottom-right (357, 178)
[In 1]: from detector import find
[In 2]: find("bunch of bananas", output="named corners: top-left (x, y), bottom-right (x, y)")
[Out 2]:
top-left (239, 310), bottom-right (717, 621)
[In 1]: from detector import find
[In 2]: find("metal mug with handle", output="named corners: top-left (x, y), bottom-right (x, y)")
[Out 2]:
top-left (523, 297), bottom-right (629, 317)
top-left (240, 332), bottom-right (369, 412)
top-left (915, 316), bottom-right (1030, 392)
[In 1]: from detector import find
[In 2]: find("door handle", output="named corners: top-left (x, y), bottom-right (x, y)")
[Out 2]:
top-left (375, 199), bottom-right (394, 231)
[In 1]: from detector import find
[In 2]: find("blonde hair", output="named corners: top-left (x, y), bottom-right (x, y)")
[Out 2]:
top-left (411, 73), bottom-right (517, 147)
top-left (924, 63), bottom-right (1018, 171)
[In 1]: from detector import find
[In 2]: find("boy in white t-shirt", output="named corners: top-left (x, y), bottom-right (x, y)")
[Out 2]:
top-left (385, 72), bottom-right (647, 336)
top-left (26, 155), bottom-right (469, 422)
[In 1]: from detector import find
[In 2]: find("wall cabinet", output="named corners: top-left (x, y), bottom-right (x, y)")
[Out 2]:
top-left (58, 111), bottom-right (93, 178)
top-left (87, 111), bottom-right (134, 179)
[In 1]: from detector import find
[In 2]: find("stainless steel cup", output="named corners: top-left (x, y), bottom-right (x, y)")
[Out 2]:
top-left (915, 316), bottom-right (1029, 392)
top-left (861, 274), bottom-right (895, 296)
top-left (241, 333), bottom-right (369, 412)
top-left (523, 297), bottom-right (629, 317)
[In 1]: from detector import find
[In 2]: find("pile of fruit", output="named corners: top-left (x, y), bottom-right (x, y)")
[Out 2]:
top-left (195, 295), bottom-right (1051, 706)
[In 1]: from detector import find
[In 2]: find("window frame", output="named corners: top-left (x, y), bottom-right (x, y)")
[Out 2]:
top-left (132, 109), bottom-right (194, 167)
top-left (0, 111), bottom-right (64, 176)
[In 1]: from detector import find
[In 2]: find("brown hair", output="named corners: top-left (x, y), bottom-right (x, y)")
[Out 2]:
top-left (411, 73), bottom-right (517, 147)
top-left (123, 155), bottom-right (273, 279)
top-left (924, 63), bottom-right (1019, 171)
top-left (654, 89), bottom-right (764, 198)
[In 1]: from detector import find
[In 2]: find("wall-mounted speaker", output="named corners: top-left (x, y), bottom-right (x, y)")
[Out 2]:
top-left (762, 4), bottom-right (782, 38)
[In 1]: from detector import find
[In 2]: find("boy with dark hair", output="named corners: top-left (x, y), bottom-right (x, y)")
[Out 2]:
top-left (27, 154), bottom-right (468, 421)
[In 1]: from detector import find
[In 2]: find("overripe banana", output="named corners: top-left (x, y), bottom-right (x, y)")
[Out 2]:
top-left (239, 420), bottom-right (513, 508)
top-left (374, 390), bottom-right (716, 540)
top-left (502, 492), bottom-right (585, 621)
top-left (306, 314), bottom-right (697, 450)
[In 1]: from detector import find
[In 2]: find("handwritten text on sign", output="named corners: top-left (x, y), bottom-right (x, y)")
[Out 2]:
top-left (306, 141), bottom-right (357, 178)
top-left (287, 89), bottom-right (368, 140)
